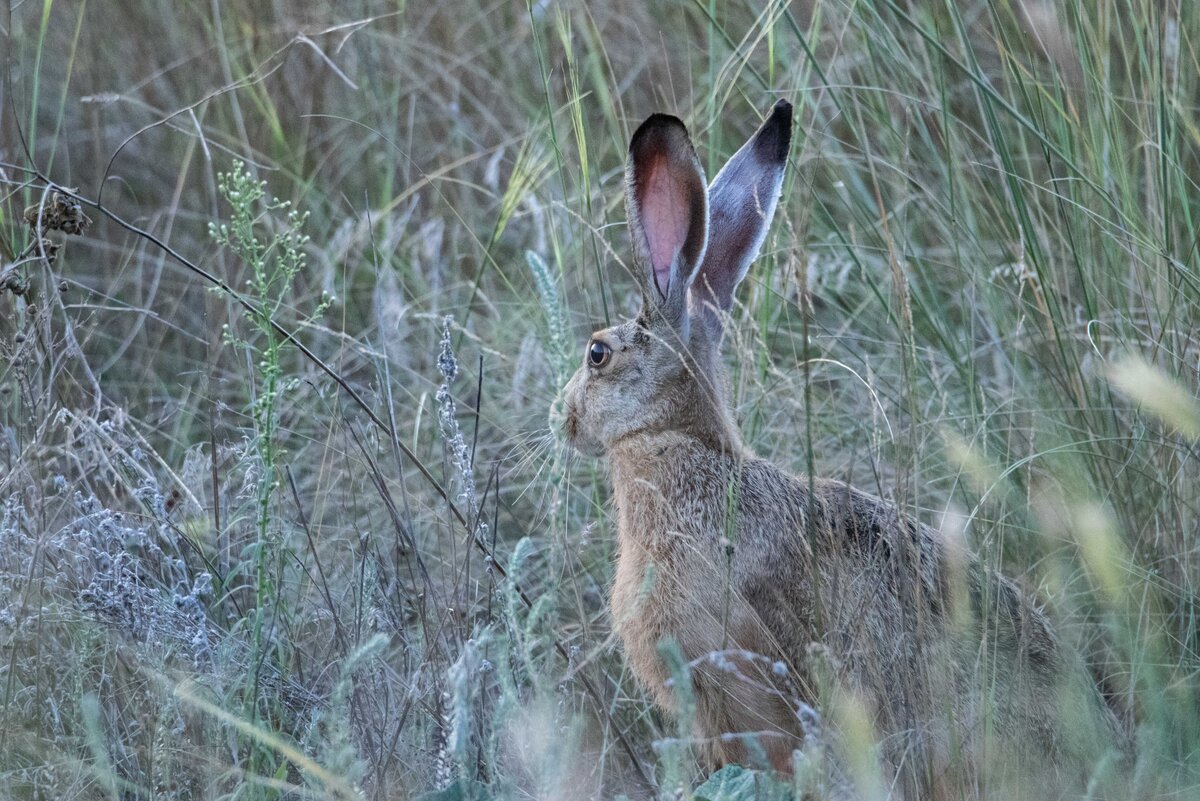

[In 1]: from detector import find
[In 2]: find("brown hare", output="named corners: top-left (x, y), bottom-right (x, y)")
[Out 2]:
top-left (561, 100), bottom-right (1126, 798)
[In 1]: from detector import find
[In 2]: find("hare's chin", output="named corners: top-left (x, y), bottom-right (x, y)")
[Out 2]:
top-left (568, 438), bottom-right (605, 458)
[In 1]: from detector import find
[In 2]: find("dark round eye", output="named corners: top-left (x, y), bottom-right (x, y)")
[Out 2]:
top-left (587, 340), bottom-right (612, 368)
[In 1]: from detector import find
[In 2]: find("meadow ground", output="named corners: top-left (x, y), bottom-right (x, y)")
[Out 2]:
top-left (1, 1), bottom-right (1198, 799)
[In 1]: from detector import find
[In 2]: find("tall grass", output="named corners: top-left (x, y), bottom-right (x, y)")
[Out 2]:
top-left (1, 1), bottom-right (1197, 799)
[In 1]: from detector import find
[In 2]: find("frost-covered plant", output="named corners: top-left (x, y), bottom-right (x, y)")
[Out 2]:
top-left (0, 449), bottom-right (220, 796)
top-left (442, 637), bottom-right (484, 784)
top-left (435, 316), bottom-right (488, 543)
top-left (431, 316), bottom-right (495, 790)
top-left (0, 485), bottom-right (214, 668)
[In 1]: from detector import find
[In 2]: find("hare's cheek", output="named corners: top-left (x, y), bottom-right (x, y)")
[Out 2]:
top-left (563, 370), bottom-right (588, 412)
top-left (563, 365), bottom-right (587, 395)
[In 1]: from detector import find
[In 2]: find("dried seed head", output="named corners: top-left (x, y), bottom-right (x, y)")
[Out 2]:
top-left (40, 238), bottom-right (62, 265)
top-left (58, 206), bottom-right (92, 237)
top-left (23, 192), bottom-right (92, 236)
top-left (0, 270), bottom-right (30, 297)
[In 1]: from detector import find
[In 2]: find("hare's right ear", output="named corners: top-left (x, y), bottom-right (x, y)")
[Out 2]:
top-left (626, 114), bottom-right (709, 330)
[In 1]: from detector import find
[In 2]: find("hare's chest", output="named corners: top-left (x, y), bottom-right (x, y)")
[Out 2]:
top-left (610, 536), bottom-right (725, 710)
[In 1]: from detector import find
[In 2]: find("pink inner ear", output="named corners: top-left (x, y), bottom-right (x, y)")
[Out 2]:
top-left (639, 155), bottom-right (691, 298)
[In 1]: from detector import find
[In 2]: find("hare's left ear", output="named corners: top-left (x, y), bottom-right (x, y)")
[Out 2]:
top-left (626, 114), bottom-right (709, 331)
top-left (690, 100), bottom-right (792, 331)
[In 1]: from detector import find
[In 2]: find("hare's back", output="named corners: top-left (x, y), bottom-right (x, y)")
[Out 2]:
top-left (737, 466), bottom-right (1122, 768)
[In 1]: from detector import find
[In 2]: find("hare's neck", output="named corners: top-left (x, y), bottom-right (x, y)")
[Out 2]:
top-left (607, 432), bottom-right (743, 551)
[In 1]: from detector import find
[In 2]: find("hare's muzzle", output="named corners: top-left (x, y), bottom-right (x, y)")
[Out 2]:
top-left (558, 368), bottom-right (604, 456)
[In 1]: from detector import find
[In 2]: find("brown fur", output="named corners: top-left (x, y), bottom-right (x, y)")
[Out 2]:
top-left (561, 103), bottom-right (1125, 798)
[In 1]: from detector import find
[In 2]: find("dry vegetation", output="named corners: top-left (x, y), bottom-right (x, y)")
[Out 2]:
top-left (1, 1), bottom-right (1199, 799)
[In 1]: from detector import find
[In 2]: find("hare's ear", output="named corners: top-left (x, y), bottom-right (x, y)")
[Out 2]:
top-left (690, 100), bottom-right (792, 331)
top-left (626, 113), bottom-right (708, 328)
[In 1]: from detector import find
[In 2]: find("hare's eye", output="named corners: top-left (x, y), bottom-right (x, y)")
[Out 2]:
top-left (587, 340), bottom-right (612, 368)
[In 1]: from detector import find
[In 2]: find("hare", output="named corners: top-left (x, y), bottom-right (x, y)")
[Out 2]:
top-left (560, 100), bottom-right (1126, 797)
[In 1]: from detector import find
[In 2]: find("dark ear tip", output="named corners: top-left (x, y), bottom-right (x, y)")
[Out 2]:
top-left (754, 99), bottom-right (793, 163)
top-left (630, 113), bottom-right (690, 154)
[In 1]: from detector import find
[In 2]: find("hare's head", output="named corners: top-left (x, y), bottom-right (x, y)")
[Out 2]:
top-left (562, 100), bottom-right (792, 457)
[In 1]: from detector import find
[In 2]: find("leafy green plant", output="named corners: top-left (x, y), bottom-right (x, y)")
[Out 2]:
top-left (693, 765), bottom-right (793, 801)
top-left (208, 161), bottom-right (328, 794)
